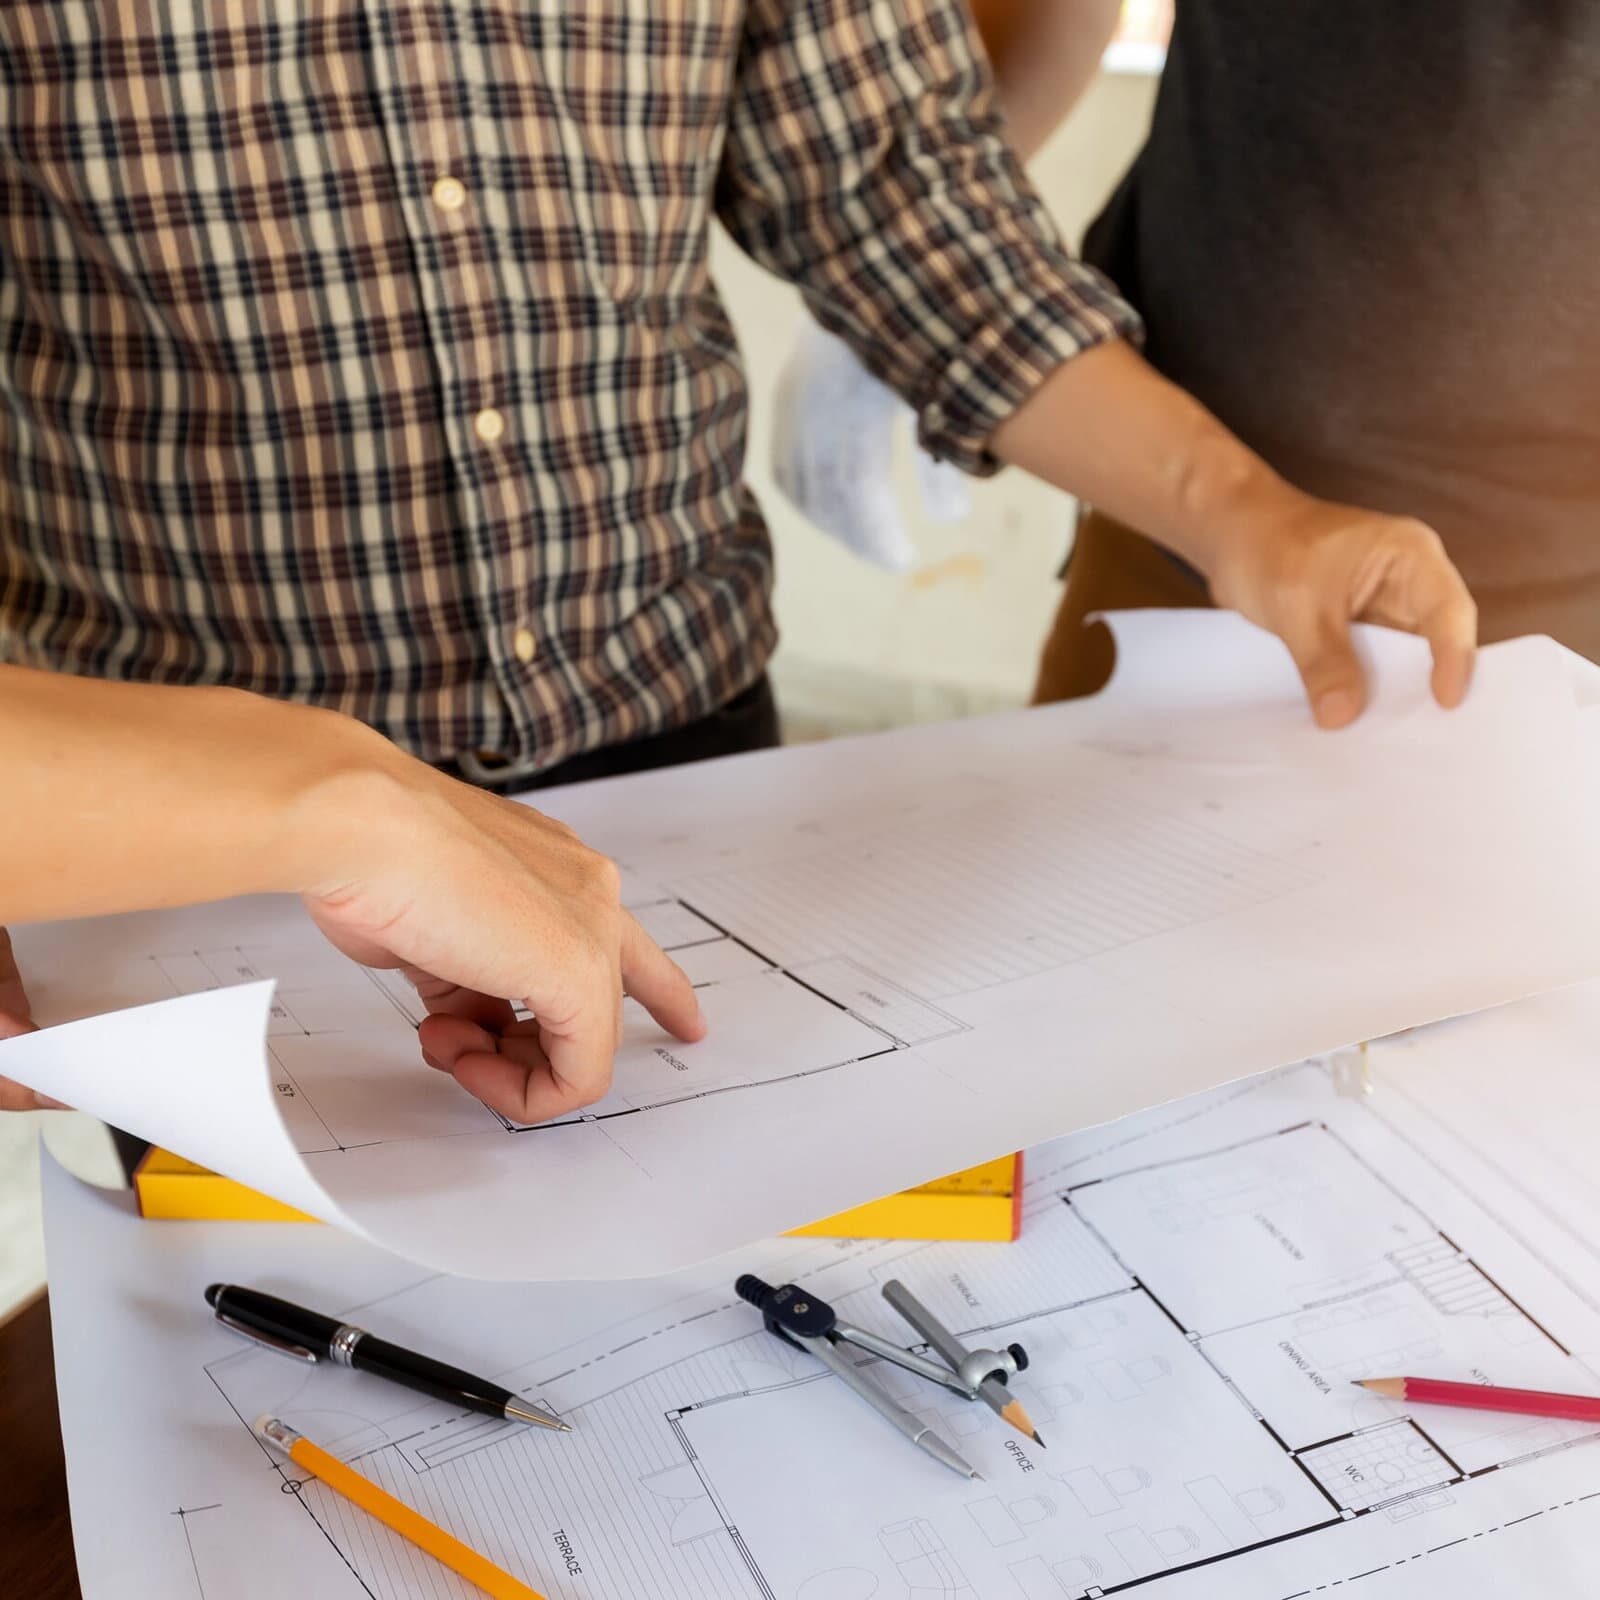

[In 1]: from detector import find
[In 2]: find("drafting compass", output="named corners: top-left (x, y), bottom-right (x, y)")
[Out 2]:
top-left (736, 1273), bottom-right (1043, 1479)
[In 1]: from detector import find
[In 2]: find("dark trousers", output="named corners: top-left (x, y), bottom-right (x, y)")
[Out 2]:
top-left (112, 676), bottom-right (781, 1181)
top-left (1033, 510), bottom-right (1210, 705)
top-left (440, 675), bottom-right (781, 794)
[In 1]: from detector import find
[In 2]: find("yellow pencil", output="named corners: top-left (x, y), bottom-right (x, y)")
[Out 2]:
top-left (255, 1416), bottom-right (545, 1600)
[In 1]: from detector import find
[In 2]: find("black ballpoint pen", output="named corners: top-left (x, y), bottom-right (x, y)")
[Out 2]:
top-left (205, 1284), bottom-right (570, 1433)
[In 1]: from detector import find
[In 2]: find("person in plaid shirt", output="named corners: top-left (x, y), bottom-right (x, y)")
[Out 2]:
top-left (0, 1), bottom-right (1474, 1117)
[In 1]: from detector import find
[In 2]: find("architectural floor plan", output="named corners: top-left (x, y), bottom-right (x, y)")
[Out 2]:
top-left (44, 991), bottom-right (1600, 1598)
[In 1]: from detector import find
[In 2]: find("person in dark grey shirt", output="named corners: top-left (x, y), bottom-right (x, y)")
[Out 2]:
top-left (969, 1), bottom-right (1600, 698)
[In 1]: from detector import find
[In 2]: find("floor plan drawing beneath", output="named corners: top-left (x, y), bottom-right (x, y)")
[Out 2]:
top-left (189, 1058), bottom-right (1600, 1599)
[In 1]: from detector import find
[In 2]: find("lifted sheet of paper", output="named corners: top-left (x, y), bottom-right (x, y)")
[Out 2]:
top-left (7, 613), bottom-right (1600, 1278)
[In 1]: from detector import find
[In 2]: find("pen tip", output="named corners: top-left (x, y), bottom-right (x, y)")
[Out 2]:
top-left (504, 1400), bottom-right (572, 1432)
top-left (970, 1471), bottom-right (985, 1482)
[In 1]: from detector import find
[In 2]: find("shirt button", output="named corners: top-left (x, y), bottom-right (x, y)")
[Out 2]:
top-left (431, 175), bottom-right (467, 213)
top-left (473, 407), bottom-right (506, 444)
top-left (512, 627), bottom-right (537, 664)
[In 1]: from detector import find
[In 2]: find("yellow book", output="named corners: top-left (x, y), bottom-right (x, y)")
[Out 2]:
top-left (784, 1153), bottom-right (1023, 1243)
top-left (133, 1148), bottom-right (316, 1223)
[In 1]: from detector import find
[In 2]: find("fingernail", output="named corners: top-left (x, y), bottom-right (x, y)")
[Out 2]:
top-left (1438, 666), bottom-right (1472, 708)
top-left (1315, 689), bottom-right (1359, 729)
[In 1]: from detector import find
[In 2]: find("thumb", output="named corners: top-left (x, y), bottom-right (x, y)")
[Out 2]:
top-left (1282, 613), bottom-right (1368, 730)
top-left (0, 993), bottom-right (56, 1112)
top-left (0, 926), bottom-right (31, 1026)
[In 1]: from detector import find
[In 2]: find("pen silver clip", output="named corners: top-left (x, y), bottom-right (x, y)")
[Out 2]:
top-left (215, 1309), bottom-right (320, 1364)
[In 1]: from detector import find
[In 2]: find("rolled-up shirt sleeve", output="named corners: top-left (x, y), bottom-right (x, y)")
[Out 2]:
top-left (716, 0), bottom-right (1143, 476)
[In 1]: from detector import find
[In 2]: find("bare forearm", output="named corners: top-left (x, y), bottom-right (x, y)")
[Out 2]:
top-left (0, 672), bottom-right (711, 1123)
top-left (990, 339), bottom-right (1301, 591)
top-left (0, 669), bottom-right (390, 925)
top-left (971, 0), bottom-right (1122, 159)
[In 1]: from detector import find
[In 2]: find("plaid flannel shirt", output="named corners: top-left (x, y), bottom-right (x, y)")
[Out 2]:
top-left (0, 0), bottom-right (1138, 771)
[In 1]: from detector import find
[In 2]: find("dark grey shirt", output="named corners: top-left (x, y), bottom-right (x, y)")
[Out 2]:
top-left (1086, 1), bottom-right (1600, 653)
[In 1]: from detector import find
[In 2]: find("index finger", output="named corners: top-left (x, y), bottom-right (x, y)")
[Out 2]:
top-left (1362, 527), bottom-right (1478, 710)
top-left (621, 913), bottom-right (706, 1044)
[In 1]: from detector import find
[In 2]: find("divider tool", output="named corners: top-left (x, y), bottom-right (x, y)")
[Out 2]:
top-left (735, 1271), bottom-right (1044, 1478)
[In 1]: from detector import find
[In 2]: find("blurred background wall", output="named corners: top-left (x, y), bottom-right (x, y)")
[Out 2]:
top-left (720, 66), bottom-right (1162, 737)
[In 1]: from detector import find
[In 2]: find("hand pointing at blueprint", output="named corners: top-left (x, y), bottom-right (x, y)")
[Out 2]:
top-left (0, 667), bottom-right (704, 1119)
top-left (303, 775), bottom-right (706, 1124)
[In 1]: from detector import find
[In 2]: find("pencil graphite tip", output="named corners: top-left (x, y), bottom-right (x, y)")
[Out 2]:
top-left (1032, 1431), bottom-right (1046, 1448)
top-left (1000, 1397), bottom-right (1039, 1441)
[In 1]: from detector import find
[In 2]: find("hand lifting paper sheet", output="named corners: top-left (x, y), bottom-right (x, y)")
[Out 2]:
top-left (6, 612), bottom-right (1600, 1278)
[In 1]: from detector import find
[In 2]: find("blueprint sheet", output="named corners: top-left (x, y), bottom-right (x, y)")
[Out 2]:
top-left (44, 981), bottom-right (1600, 1599)
top-left (10, 613), bottom-right (1600, 1278)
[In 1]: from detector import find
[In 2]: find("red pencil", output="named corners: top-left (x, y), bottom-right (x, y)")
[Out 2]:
top-left (1356, 1376), bottom-right (1600, 1424)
